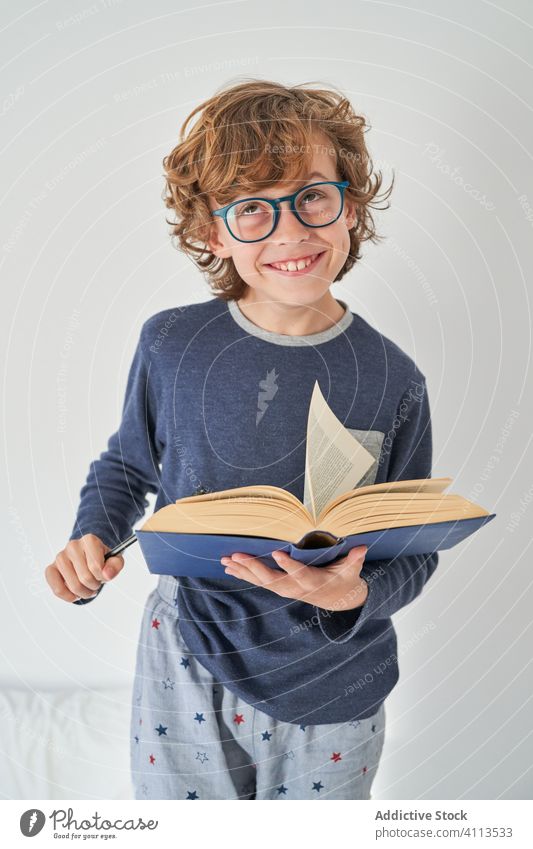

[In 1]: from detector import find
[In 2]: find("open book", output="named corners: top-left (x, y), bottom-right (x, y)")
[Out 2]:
top-left (134, 382), bottom-right (495, 578)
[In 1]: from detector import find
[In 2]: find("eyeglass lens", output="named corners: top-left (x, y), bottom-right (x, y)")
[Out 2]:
top-left (226, 184), bottom-right (343, 241)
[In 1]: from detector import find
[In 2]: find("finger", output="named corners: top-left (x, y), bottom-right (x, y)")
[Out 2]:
top-left (223, 562), bottom-right (262, 586)
top-left (271, 550), bottom-right (310, 582)
top-left (78, 535), bottom-right (124, 583)
top-left (100, 543), bottom-right (125, 580)
top-left (65, 540), bottom-right (102, 590)
top-left (226, 553), bottom-right (293, 593)
top-left (45, 563), bottom-right (79, 602)
top-left (268, 551), bottom-right (333, 600)
top-left (73, 535), bottom-right (107, 583)
top-left (102, 554), bottom-right (125, 581)
top-left (224, 553), bottom-right (277, 585)
top-left (349, 544), bottom-right (368, 560)
top-left (78, 536), bottom-right (124, 583)
top-left (55, 552), bottom-right (99, 598)
top-left (328, 545), bottom-right (367, 574)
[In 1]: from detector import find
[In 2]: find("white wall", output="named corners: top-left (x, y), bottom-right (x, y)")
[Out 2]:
top-left (1, 0), bottom-right (532, 800)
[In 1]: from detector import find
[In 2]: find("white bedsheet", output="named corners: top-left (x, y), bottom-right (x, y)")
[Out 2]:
top-left (0, 686), bottom-right (133, 799)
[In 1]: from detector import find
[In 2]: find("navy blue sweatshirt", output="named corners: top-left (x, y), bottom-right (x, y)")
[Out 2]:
top-left (69, 296), bottom-right (438, 725)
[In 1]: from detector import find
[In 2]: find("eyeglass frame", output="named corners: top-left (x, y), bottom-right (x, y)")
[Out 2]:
top-left (210, 180), bottom-right (350, 243)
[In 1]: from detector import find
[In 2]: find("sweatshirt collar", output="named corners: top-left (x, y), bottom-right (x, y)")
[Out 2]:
top-left (227, 297), bottom-right (353, 346)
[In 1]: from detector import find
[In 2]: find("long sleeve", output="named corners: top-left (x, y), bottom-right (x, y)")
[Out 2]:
top-left (317, 372), bottom-right (439, 643)
top-left (69, 323), bottom-right (161, 602)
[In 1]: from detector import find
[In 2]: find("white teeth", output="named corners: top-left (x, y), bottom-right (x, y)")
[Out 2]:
top-left (270, 253), bottom-right (319, 271)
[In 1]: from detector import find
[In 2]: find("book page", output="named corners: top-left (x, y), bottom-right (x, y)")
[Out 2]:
top-left (303, 380), bottom-right (376, 522)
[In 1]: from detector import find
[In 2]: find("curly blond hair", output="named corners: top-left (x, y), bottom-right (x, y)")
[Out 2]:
top-left (162, 78), bottom-right (394, 301)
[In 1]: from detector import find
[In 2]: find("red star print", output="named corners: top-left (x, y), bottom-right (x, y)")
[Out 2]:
top-left (233, 713), bottom-right (245, 725)
top-left (362, 765), bottom-right (368, 774)
top-left (151, 618), bottom-right (160, 629)
top-left (331, 752), bottom-right (342, 762)
top-left (149, 754), bottom-right (155, 764)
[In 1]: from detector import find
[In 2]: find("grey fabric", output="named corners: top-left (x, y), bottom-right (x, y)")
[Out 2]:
top-left (130, 575), bottom-right (386, 801)
top-left (227, 297), bottom-right (354, 345)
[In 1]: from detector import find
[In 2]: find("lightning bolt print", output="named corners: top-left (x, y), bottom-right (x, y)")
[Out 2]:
top-left (256, 369), bottom-right (279, 425)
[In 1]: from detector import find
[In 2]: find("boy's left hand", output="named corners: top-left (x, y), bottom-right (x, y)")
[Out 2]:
top-left (220, 545), bottom-right (369, 612)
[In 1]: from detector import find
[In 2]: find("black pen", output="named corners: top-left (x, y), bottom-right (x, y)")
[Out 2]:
top-left (72, 534), bottom-right (138, 605)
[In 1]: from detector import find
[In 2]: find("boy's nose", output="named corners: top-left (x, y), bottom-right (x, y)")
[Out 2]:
top-left (270, 202), bottom-right (310, 244)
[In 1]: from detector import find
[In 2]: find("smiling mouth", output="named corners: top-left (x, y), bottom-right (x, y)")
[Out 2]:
top-left (264, 251), bottom-right (326, 273)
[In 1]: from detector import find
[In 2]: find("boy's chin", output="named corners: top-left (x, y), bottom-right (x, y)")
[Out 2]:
top-left (257, 268), bottom-right (333, 291)
top-left (245, 281), bottom-right (334, 309)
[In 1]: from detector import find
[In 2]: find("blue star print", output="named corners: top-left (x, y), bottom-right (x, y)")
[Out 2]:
top-left (180, 657), bottom-right (191, 669)
top-left (195, 751), bottom-right (209, 763)
top-left (261, 730), bottom-right (272, 741)
top-left (186, 790), bottom-right (199, 799)
top-left (155, 724), bottom-right (168, 736)
top-left (162, 678), bottom-right (175, 689)
top-left (312, 781), bottom-right (324, 793)
top-left (194, 712), bottom-right (206, 724)
top-left (276, 784), bottom-right (288, 795)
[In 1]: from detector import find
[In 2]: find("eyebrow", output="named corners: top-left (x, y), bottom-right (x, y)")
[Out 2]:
top-left (238, 172), bottom-right (333, 197)
top-left (223, 172), bottom-right (336, 206)
top-left (288, 171), bottom-right (332, 187)
top-left (305, 171), bottom-right (330, 181)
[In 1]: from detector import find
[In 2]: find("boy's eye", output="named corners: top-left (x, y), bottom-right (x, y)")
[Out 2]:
top-left (233, 200), bottom-right (272, 217)
top-left (299, 190), bottom-right (322, 205)
top-left (240, 202), bottom-right (262, 215)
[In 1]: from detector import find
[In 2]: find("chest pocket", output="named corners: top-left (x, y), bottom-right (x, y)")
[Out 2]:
top-left (346, 429), bottom-right (385, 488)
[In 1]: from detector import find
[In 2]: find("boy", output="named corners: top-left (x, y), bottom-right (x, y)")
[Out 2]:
top-left (45, 79), bottom-right (438, 800)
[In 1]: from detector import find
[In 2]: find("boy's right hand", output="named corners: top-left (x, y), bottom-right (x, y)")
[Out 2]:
top-left (45, 534), bottom-right (125, 602)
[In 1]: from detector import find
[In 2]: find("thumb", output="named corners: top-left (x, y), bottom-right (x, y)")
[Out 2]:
top-left (102, 553), bottom-right (125, 581)
top-left (335, 545), bottom-right (367, 570)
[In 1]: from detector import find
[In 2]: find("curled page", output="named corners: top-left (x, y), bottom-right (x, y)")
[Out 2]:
top-left (303, 381), bottom-right (376, 522)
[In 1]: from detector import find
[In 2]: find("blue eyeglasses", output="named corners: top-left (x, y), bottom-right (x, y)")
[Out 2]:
top-left (210, 180), bottom-right (350, 243)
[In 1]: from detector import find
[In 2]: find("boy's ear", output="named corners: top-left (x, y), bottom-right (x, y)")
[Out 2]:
top-left (207, 221), bottom-right (233, 259)
top-left (344, 197), bottom-right (358, 230)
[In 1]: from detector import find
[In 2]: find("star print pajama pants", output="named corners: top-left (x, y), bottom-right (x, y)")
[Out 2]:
top-left (129, 575), bottom-right (386, 801)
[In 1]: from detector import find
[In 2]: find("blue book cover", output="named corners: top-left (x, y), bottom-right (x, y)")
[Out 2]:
top-left (135, 513), bottom-right (496, 580)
